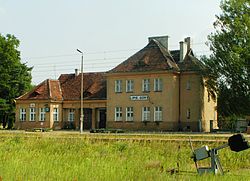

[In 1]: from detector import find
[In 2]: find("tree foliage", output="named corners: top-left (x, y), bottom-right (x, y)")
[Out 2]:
top-left (0, 34), bottom-right (32, 128)
top-left (202, 0), bottom-right (250, 117)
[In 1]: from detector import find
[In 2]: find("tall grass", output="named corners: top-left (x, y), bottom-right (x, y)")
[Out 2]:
top-left (0, 133), bottom-right (249, 180)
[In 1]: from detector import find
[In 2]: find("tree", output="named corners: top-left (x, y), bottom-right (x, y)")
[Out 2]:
top-left (202, 0), bottom-right (250, 117)
top-left (0, 34), bottom-right (32, 128)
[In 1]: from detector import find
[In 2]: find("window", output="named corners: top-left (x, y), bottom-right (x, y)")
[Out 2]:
top-left (142, 107), bottom-right (150, 121)
top-left (39, 108), bottom-right (46, 121)
top-left (29, 108), bottom-right (36, 121)
top-left (20, 108), bottom-right (26, 121)
top-left (186, 80), bottom-right (191, 90)
top-left (154, 78), bottom-right (162, 91)
top-left (115, 107), bottom-right (122, 121)
top-left (154, 107), bottom-right (162, 121)
top-left (115, 80), bottom-right (122, 93)
top-left (142, 79), bottom-right (150, 92)
top-left (187, 108), bottom-right (191, 119)
top-left (126, 80), bottom-right (134, 92)
top-left (126, 107), bottom-right (134, 121)
top-left (68, 109), bottom-right (75, 122)
top-left (53, 108), bottom-right (58, 122)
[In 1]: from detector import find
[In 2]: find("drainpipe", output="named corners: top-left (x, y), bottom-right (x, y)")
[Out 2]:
top-left (178, 73), bottom-right (181, 131)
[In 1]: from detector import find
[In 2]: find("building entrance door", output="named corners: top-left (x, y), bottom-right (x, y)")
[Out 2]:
top-left (83, 109), bottom-right (92, 130)
top-left (99, 109), bottom-right (106, 129)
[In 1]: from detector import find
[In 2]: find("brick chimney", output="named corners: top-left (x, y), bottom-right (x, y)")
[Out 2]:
top-left (179, 41), bottom-right (187, 62)
top-left (184, 37), bottom-right (191, 51)
top-left (75, 69), bottom-right (79, 76)
top-left (148, 35), bottom-right (169, 50)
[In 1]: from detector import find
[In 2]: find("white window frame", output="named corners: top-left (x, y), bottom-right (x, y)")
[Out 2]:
top-left (142, 107), bottom-right (150, 121)
top-left (39, 108), bottom-right (46, 121)
top-left (20, 108), bottom-right (26, 121)
top-left (115, 107), bottom-right (122, 121)
top-left (126, 80), bottom-right (134, 92)
top-left (53, 108), bottom-right (59, 122)
top-left (142, 79), bottom-right (150, 92)
top-left (68, 109), bottom-right (75, 122)
top-left (126, 107), bottom-right (134, 121)
top-left (115, 80), bottom-right (122, 93)
top-left (154, 106), bottom-right (163, 121)
top-left (29, 108), bottom-right (36, 121)
top-left (154, 78), bottom-right (163, 92)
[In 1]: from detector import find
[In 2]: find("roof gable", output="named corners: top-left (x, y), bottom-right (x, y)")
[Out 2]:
top-left (177, 50), bottom-right (204, 71)
top-left (109, 40), bottom-right (179, 73)
top-left (17, 79), bottom-right (62, 101)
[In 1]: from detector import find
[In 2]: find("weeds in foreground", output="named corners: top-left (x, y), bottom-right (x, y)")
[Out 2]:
top-left (0, 133), bottom-right (249, 180)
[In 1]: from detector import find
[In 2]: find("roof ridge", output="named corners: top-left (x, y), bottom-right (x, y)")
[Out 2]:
top-left (48, 79), bottom-right (52, 99)
top-left (152, 39), bottom-right (179, 70)
top-left (109, 39), bottom-right (181, 73)
top-left (57, 79), bottom-right (63, 101)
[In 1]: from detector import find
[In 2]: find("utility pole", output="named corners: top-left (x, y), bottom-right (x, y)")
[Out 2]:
top-left (77, 49), bottom-right (84, 134)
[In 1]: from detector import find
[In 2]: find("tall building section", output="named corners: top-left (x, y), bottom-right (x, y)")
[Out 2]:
top-left (106, 36), bottom-right (217, 132)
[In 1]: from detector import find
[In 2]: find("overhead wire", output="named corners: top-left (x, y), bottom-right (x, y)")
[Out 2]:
top-left (22, 41), bottom-right (209, 61)
top-left (24, 41), bottom-right (211, 83)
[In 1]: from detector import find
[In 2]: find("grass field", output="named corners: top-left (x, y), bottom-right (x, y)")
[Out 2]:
top-left (0, 131), bottom-right (249, 181)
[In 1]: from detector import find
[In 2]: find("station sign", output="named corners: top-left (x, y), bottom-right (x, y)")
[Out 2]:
top-left (130, 95), bottom-right (149, 101)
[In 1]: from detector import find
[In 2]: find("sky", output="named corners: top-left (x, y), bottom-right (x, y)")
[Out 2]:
top-left (0, 0), bottom-right (222, 85)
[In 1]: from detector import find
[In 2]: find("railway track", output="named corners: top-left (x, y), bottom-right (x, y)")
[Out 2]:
top-left (0, 130), bottom-right (238, 143)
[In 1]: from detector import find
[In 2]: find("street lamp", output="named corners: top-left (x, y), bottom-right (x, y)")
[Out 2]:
top-left (77, 49), bottom-right (84, 134)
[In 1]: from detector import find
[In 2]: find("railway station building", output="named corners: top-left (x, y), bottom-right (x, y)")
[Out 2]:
top-left (15, 36), bottom-right (217, 132)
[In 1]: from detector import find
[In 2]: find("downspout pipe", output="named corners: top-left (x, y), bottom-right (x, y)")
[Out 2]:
top-left (178, 72), bottom-right (181, 131)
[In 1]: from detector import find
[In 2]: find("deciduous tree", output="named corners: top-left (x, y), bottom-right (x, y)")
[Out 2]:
top-left (202, 0), bottom-right (250, 117)
top-left (0, 34), bottom-right (32, 128)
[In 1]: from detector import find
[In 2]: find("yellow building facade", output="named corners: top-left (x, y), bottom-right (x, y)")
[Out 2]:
top-left (15, 35), bottom-right (217, 132)
top-left (106, 36), bottom-right (217, 132)
top-left (15, 74), bottom-right (107, 130)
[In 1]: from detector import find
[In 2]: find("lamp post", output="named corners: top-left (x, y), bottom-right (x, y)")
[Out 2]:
top-left (77, 49), bottom-right (84, 134)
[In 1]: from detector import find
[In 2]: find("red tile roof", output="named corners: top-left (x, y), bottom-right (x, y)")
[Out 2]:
top-left (109, 39), bottom-right (203, 73)
top-left (17, 38), bottom-right (202, 102)
top-left (109, 40), bottom-right (179, 73)
top-left (178, 50), bottom-right (205, 72)
top-left (58, 72), bottom-right (106, 100)
top-left (50, 80), bottom-right (63, 101)
top-left (17, 72), bottom-right (106, 101)
top-left (17, 79), bottom-right (63, 101)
